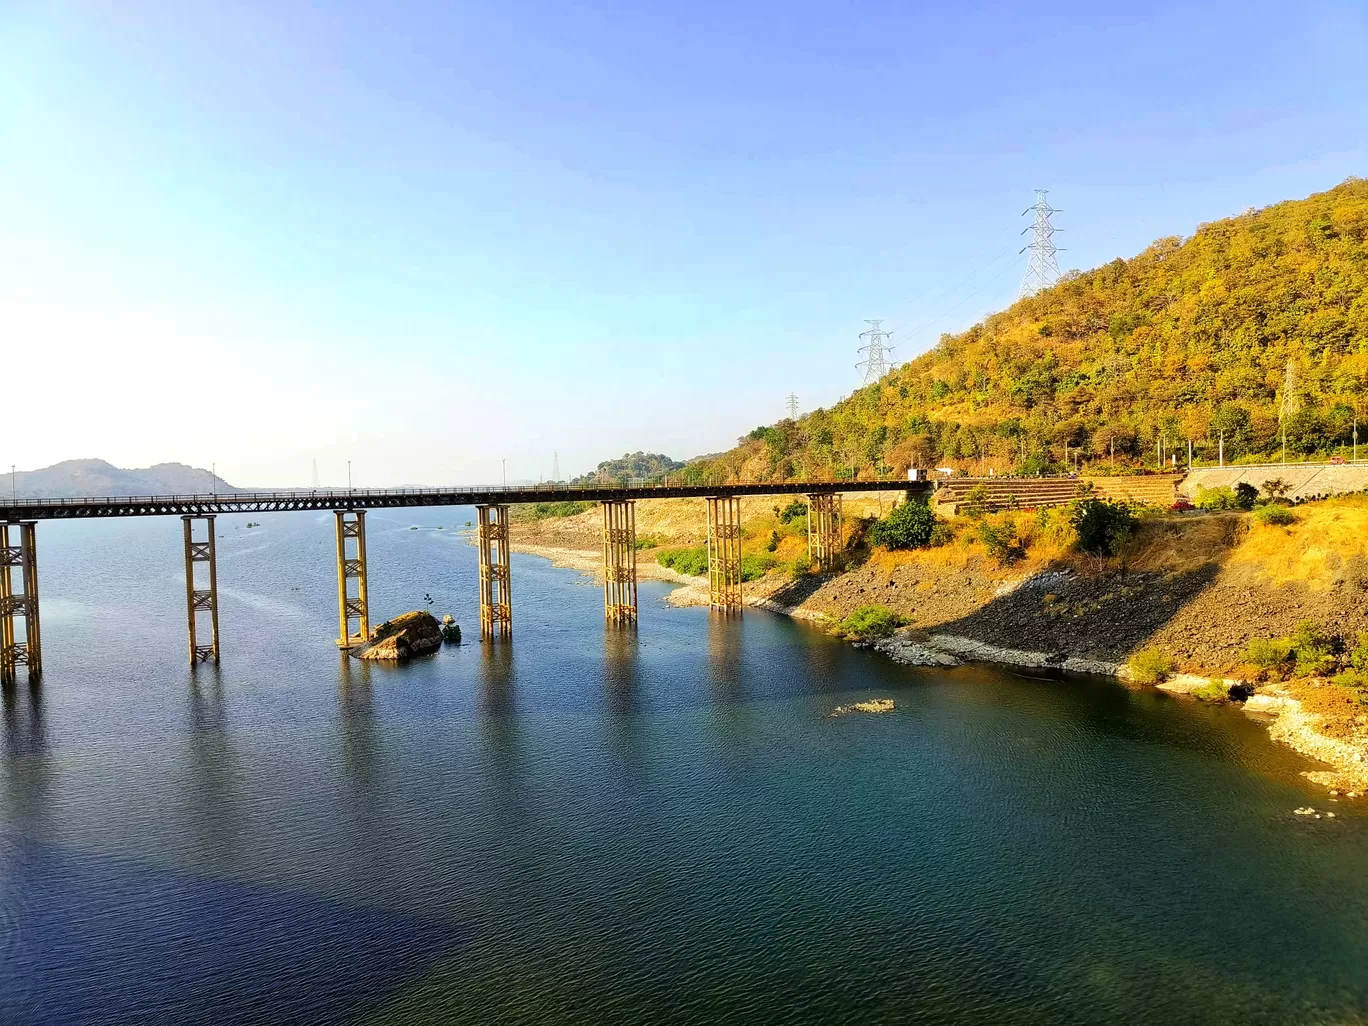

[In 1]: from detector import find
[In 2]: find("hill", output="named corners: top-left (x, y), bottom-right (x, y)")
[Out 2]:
top-left (684, 178), bottom-right (1368, 483)
top-left (572, 452), bottom-right (686, 484)
top-left (6, 459), bottom-right (237, 499)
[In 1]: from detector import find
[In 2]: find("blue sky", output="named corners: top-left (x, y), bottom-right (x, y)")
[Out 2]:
top-left (2, 0), bottom-right (1365, 486)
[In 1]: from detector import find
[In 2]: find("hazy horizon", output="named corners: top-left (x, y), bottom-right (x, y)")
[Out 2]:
top-left (4, 1), bottom-right (1365, 486)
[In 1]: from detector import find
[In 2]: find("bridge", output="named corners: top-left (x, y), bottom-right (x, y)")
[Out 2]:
top-left (0, 479), bottom-right (930, 684)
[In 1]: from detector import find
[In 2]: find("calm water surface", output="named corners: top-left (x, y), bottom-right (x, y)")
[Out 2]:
top-left (1, 508), bottom-right (1366, 1025)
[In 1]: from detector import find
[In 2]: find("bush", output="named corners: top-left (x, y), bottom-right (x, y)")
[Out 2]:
top-left (790, 554), bottom-right (811, 579)
top-left (868, 499), bottom-right (938, 550)
top-left (1069, 498), bottom-right (1136, 556)
top-left (961, 483), bottom-right (992, 519)
top-left (1262, 477), bottom-right (1292, 501)
top-left (1244, 637), bottom-right (1293, 669)
top-left (1291, 621), bottom-right (1335, 676)
top-left (1349, 632), bottom-right (1368, 672)
top-left (777, 499), bottom-right (808, 524)
top-left (928, 521), bottom-right (957, 547)
top-left (976, 518), bottom-right (1026, 565)
top-left (1129, 646), bottom-right (1175, 683)
top-left (657, 546), bottom-right (709, 577)
top-left (838, 604), bottom-right (907, 640)
top-left (1253, 503), bottom-right (1295, 526)
top-left (527, 500), bottom-right (595, 519)
top-left (1234, 482), bottom-right (1259, 510)
top-left (740, 553), bottom-right (776, 581)
top-left (766, 530), bottom-right (780, 552)
top-left (1194, 485), bottom-right (1240, 510)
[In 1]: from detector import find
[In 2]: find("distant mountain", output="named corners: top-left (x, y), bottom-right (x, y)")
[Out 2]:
top-left (5, 460), bottom-right (238, 499)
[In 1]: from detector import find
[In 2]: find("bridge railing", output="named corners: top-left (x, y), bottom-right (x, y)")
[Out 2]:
top-left (1, 475), bottom-right (913, 508)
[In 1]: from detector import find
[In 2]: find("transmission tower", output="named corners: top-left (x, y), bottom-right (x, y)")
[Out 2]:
top-left (786, 393), bottom-right (799, 420)
top-left (1019, 189), bottom-right (1063, 297)
top-left (857, 319), bottom-right (894, 385)
top-left (552, 451), bottom-right (560, 482)
top-left (311, 459), bottom-right (319, 488)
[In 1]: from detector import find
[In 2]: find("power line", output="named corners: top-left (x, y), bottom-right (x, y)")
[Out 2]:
top-left (857, 319), bottom-right (894, 385)
top-left (1019, 189), bottom-right (1063, 297)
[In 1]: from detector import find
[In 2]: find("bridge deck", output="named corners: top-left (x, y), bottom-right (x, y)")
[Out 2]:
top-left (0, 480), bottom-right (930, 521)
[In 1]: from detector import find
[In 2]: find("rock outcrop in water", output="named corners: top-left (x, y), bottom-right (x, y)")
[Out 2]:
top-left (357, 611), bottom-right (443, 661)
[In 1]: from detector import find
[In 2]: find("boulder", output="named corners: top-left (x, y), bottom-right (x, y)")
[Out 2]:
top-left (357, 611), bottom-right (443, 661)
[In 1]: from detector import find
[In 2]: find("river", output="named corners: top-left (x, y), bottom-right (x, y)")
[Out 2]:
top-left (1, 507), bottom-right (1365, 1025)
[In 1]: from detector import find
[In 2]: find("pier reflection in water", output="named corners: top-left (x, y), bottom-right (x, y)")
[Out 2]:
top-left (1, 509), bottom-right (1366, 1026)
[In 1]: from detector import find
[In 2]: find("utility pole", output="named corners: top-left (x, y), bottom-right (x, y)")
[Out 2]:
top-left (786, 393), bottom-right (799, 420)
top-left (212, 462), bottom-right (217, 496)
top-left (1019, 189), bottom-right (1063, 297)
top-left (348, 460), bottom-right (352, 492)
top-left (857, 320), bottom-right (894, 385)
top-left (502, 459), bottom-right (506, 487)
top-left (311, 459), bottom-right (320, 489)
top-left (10, 465), bottom-right (14, 503)
top-left (1187, 439), bottom-right (1192, 472)
top-left (552, 451), bottom-right (560, 483)
top-left (1354, 413), bottom-right (1359, 463)
top-left (1219, 431), bottom-right (1225, 468)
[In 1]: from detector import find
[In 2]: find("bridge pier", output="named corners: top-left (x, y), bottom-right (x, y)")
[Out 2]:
top-left (806, 493), bottom-right (842, 571)
top-left (705, 496), bottom-right (742, 613)
top-left (0, 522), bottom-right (41, 685)
top-left (181, 515), bottom-right (220, 665)
top-left (477, 504), bottom-right (512, 640)
top-left (602, 500), bottom-right (637, 625)
top-left (334, 510), bottom-right (370, 649)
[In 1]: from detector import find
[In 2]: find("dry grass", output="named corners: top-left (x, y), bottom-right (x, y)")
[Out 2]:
top-left (1231, 495), bottom-right (1368, 591)
top-left (1125, 513), bottom-right (1243, 574)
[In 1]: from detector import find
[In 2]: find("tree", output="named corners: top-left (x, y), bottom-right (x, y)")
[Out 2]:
top-left (869, 499), bottom-right (938, 550)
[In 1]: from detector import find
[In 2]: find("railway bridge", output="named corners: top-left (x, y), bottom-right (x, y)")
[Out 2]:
top-left (0, 479), bottom-right (929, 683)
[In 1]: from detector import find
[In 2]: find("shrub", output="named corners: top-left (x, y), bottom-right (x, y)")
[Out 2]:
top-left (528, 500), bottom-right (595, 519)
top-left (1291, 621), bottom-right (1335, 676)
top-left (869, 499), bottom-right (938, 550)
top-left (1261, 477), bottom-right (1292, 501)
top-left (1069, 498), bottom-right (1136, 556)
top-left (1253, 503), bottom-right (1295, 526)
top-left (766, 530), bottom-right (780, 552)
top-left (961, 483), bottom-right (992, 519)
top-left (790, 554), bottom-right (811, 579)
top-left (1244, 637), bottom-right (1293, 669)
top-left (1349, 632), bottom-right (1368, 672)
top-left (1194, 485), bottom-right (1240, 511)
top-left (1129, 646), bottom-right (1175, 683)
top-left (777, 499), bottom-right (808, 524)
top-left (657, 546), bottom-right (709, 577)
top-left (928, 521), bottom-right (957, 547)
top-left (976, 518), bottom-right (1026, 565)
top-left (740, 554), bottom-right (777, 581)
top-left (1234, 482), bottom-right (1259, 510)
top-left (1190, 679), bottom-right (1230, 701)
top-left (838, 604), bottom-right (907, 640)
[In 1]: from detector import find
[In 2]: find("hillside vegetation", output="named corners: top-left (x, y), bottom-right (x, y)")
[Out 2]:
top-left (685, 178), bottom-right (1368, 483)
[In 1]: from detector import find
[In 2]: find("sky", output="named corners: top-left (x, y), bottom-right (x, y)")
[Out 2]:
top-left (2, 0), bottom-right (1366, 487)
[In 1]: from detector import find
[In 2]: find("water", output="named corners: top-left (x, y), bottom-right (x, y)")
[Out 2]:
top-left (2, 508), bottom-right (1366, 1025)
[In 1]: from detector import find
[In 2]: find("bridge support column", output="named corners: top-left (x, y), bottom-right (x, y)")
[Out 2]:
top-left (0, 522), bottom-right (41, 685)
top-left (334, 510), bottom-right (370, 649)
top-left (706, 496), bottom-right (742, 613)
top-left (602, 500), bottom-right (637, 625)
top-left (807, 493), bottom-right (842, 571)
top-left (477, 504), bottom-right (512, 640)
top-left (181, 515), bottom-right (220, 665)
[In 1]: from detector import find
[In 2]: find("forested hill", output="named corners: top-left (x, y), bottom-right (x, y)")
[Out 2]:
top-left (691, 178), bottom-right (1368, 482)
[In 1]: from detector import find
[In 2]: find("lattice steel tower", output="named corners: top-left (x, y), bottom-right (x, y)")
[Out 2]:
top-left (857, 319), bottom-right (894, 385)
top-left (786, 393), bottom-right (799, 420)
top-left (1019, 189), bottom-right (1063, 297)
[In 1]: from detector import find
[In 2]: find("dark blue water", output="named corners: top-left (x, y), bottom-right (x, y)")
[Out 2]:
top-left (2, 508), bottom-right (1365, 1025)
